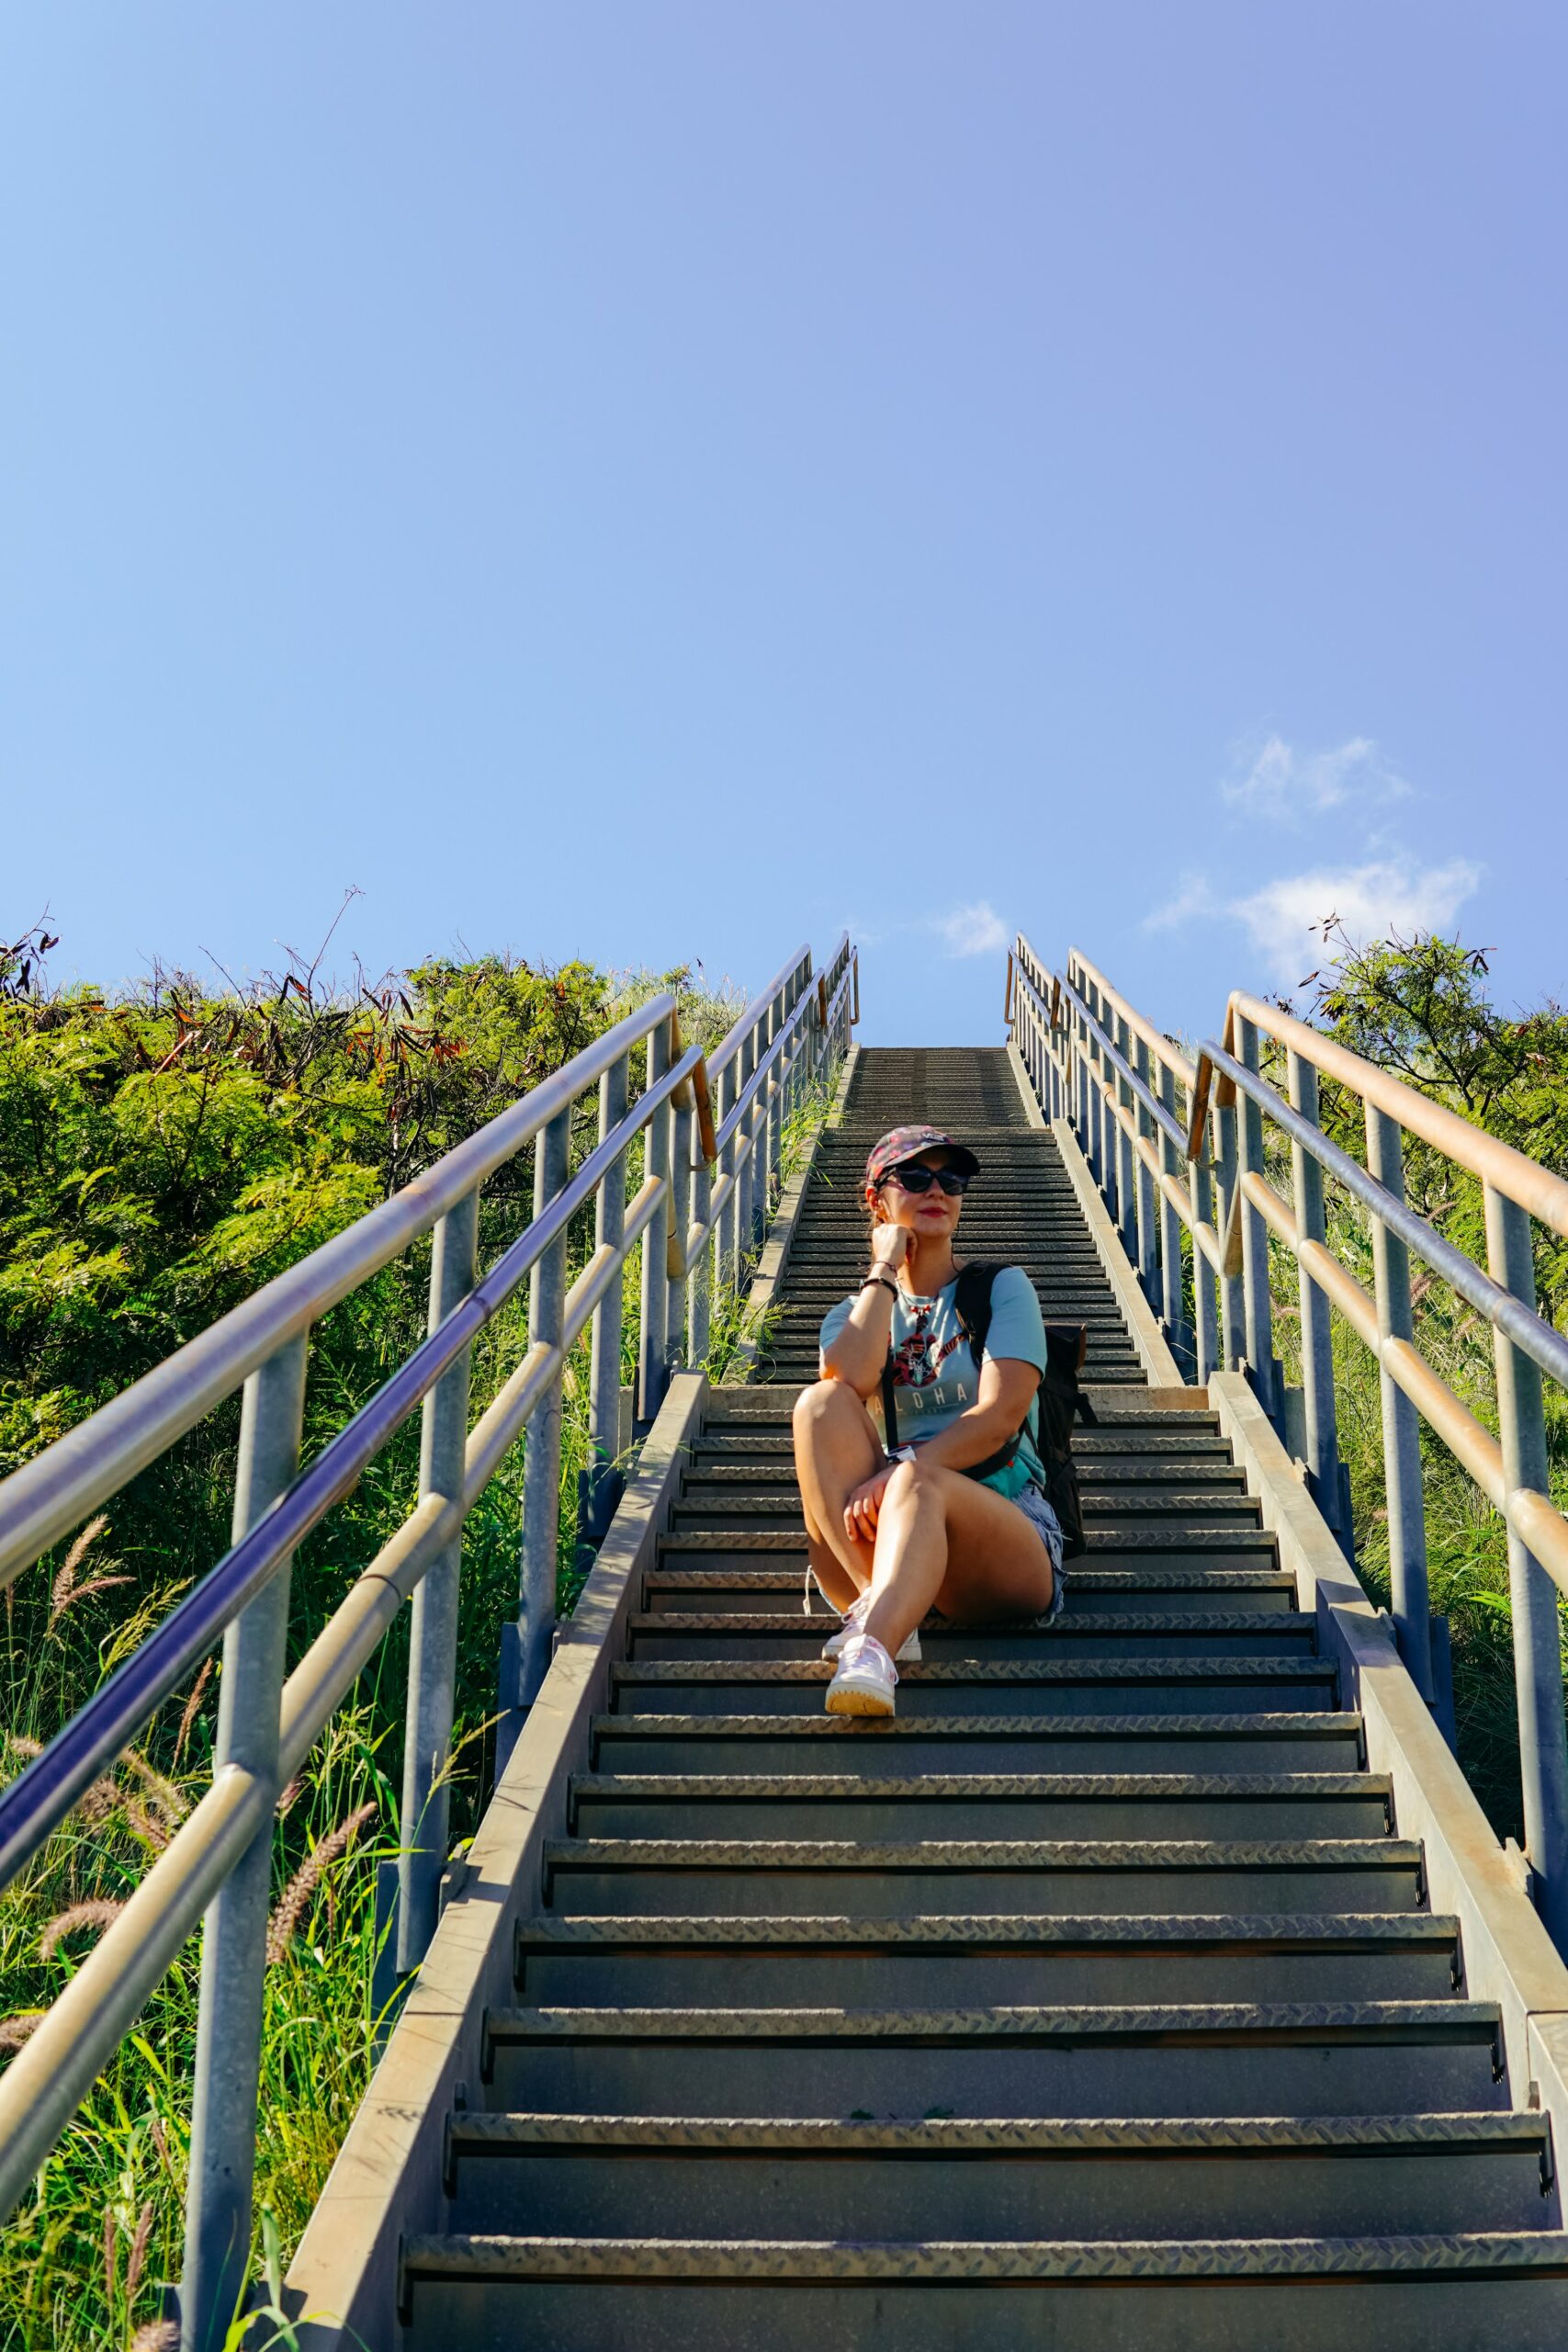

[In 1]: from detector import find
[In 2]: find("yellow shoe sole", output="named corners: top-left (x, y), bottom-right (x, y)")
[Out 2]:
top-left (824, 1679), bottom-right (896, 1716)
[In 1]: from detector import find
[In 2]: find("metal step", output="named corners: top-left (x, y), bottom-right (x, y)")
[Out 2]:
top-left (402, 2231), bottom-right (1568, 2352)
top-left (591, 1710), bottom-right (1367, 1775)
top-left (609, 1656), bottom-right (1336, 1716)
top-left (479, 1998), bottom-right (1505, 2118)
top-left (623, 1612), bottom-right (1316, 1663)
top-left (564, 1769), bottom-right (1391, 1841)
top-left (541, 1833), bottom-right (1420, 1916)
top-left (444, 2109), bottom-right (1544, 2242)
top-left (514, 1909), bottom-right (1461, 2005)
top-left (641, 1568), bottom-right (1299, 1615)
top-left (522, 1909), bottom-right (1466, 2004)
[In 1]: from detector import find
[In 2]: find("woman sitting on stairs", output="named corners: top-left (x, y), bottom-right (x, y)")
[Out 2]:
top-left (792, 1123), bottom-right (1066, 1717)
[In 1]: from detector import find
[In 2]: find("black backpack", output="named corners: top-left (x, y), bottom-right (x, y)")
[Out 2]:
top-left (880, 1261), bottom-right (1096, 1559)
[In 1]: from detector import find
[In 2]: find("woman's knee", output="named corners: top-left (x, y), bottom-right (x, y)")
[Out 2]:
top-left (884, 1454), bottom-right (950, 1512)
top-left (792, 1378), bottom-right (863, 1452)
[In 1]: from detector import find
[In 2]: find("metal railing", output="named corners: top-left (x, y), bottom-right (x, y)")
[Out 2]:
top-left (1009, 932), bottom-right (1568, 1951)
top-left (0, 932), bottom-right (854, 2346)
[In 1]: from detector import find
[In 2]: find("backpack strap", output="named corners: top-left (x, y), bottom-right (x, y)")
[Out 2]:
top-left (880, 1351), bottom-right (900, 1452)
top-left (953, 1261), bottom-right (1002, 1362)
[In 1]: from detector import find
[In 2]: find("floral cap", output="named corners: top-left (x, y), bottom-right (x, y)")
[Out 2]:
top-left (863, 1125), bottom-right (980, 1189)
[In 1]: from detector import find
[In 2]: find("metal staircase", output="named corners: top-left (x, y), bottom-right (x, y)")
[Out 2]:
top-left (392, 1046), bottom-right (1568, 2347)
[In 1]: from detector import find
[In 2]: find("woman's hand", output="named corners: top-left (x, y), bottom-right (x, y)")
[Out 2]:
top-left (868, 1223), bottom-right (911, 1272)
top-left (843, 1464), bottom-right (894, 1543)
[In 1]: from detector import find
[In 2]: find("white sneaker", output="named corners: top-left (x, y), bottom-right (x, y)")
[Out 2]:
top-left (825, 1631), bottom-right (899, 1717)
top-left (821, 1589), bottom-right (920, 1662)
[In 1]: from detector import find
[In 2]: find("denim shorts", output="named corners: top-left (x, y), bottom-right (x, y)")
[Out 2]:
top-left (1010, 1480), bottom-right (1068, 1625)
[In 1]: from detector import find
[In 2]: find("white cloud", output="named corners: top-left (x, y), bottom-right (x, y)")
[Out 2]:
top-left (930, 900), bottom-right (1010, 959)
top-left (1222, 734), bottom-right (1409, 823)
top-left (1143, 872), bottom-right (1217, 933)
top-left (1228, 855), bottom-right (1483, 982)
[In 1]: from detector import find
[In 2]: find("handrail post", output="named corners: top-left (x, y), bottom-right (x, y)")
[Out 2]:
top-left (396, 1185), bottom-right (479, 1974)
top-left (667, 1061), bottom-right (694, 1378)
top-left (588, 1051), bottom-right (630, 1528)
top-left (1133, 1032), bottom-right (1158, 1309)
top-left (737, 1024), bottom-right (758, 1266)
top-left (716, 1057), bottom-right (739, 1288)
top-left (689, 1129), bottom-right (712, 1370)
top-left (1191, 1144), bottom-right (1219, 1383)
top-left (1485, 1182), bottom-right (1568, 1951)
top-left (1215, 1095), bottom-right (1244, 1373)
top-left (1286, 1053), bottom-right (1346, 1549)
top-left (182, 1331), bottom-right (309, 2352)
top-left (638, 1022), bottom-right (672, 1418)
top-left (1235, 1013), bottom-right (1278, 1421)
top-left (1081, 977), bottom-right (1104, 1187)
top-left (1365, 1105), bottom-right (1434, 1702)
top-left (1112, 1012), bottom-right (1136, 1260)
top-left (766, 987), bottom-right (786, 1210)
top-left (1073, 994), bottom-right (1089, 1150)
top-left (516, 1104), bottom-right (571, 1708)
top-left (1156, 1060), bottom-right (1188, 1366)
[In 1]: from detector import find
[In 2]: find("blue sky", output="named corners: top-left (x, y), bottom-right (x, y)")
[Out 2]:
top-left (4, 5), bottom-right (1564, 1047)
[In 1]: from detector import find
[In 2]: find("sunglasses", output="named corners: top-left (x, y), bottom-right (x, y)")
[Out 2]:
top-left (878, 1162), bottom-right (971, 1197)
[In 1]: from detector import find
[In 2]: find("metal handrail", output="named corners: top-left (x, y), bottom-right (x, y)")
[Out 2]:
top-left (1009, 930), bottom-right (1568, 1958)
top-left (0, 932), bottom-right (853, 2346)
top-left (0, 1038), bottom-right (705, 1883)
top-left (1219, 989), bottom-right (1568, 1239)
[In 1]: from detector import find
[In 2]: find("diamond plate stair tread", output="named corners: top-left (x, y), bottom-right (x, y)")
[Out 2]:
top-left (521, 1911), bottom-right (1452, 1951)
top-left (485, 1999), bottom-right (1496, 2043)
top-left (546, 1837), bottom-right (1418, 1871)
top-left (612, 1657), bottom-right (1330, 1683)
top-left (569, 1771), bottom-right (1389, 1802)
top-left (595, 1710), bottom-right (1362, 1738)
top-left (400, 2230), bottom-right (1568, 2283)
top-left (447, 2109), bottom-right (1538, 2154)
top-left (657, 1530), bottom-right (1280, 1555)
top-left (628, 1611), bottom-right (1305, 1635)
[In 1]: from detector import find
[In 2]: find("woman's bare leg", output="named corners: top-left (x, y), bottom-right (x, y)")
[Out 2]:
top-left (859, 1457), bottom-right (1055, 1659)
top-left (792, 1378), bottom-right (882, 1610)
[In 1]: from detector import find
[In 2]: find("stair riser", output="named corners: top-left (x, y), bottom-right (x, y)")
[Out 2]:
top-left (678, 1470), bottom-right (1250, 1494)
top-left (663, 1510), bottom-right (1259, 1538)
top-left (481, 2038), bottom-right (1504, 2120)
top-left (626, 1631), bottom-right (1309, 1663)
top-left (403, 2271), bottom-right (1568, 2352)
top-left (516, 1950), bottom-right (1458, 2006)
top-left (446, 2143), bottom-right (1544, 2241)
top-left (611, 1676), bottom-right (1337, 1716)
top-left (569, 1797), bottom-right (1390, 1839)
top-left (656, 1544), bottom-right (1280, 1573)
top-left (545, 1864), bottom-right (1420, 1916)
top-left (641, 1584), bottom-right (1296, 1617)
top-left (592, 1731), bottom-right (1367, 1773)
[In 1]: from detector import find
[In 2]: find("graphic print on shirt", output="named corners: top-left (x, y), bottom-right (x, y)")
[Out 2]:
top-left (891, 1300), bottom-right (963, 1393)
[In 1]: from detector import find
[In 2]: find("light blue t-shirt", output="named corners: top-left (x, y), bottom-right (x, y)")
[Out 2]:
top-left (818, 1264), bottom-right (1048, 1499)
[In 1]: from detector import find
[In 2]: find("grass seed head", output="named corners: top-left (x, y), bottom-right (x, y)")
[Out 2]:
top-left (266, 1800), bottom-right (378, 1964)
top-left (49, 1514), bottom-right (130, 1627)
top-left (39, 1898), bottom-right (125, 1961)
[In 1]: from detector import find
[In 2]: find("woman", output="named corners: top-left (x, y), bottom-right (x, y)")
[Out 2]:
top-left (792, 1122), bottom-right (1065, 1716)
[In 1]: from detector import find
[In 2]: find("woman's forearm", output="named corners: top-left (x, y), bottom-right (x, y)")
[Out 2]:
top-left (913, 1397), bottom-right (1023, 1471)
top-left (820, 1287), bottom-right (896, 1391)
